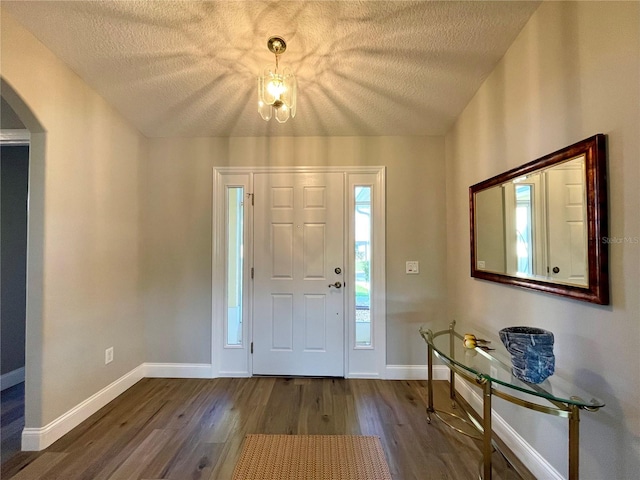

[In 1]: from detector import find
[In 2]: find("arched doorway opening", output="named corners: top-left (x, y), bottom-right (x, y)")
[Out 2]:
top-left (1, 77), bottom-right (46, 453)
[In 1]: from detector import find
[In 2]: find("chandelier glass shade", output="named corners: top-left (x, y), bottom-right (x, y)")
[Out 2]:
top-left (258, 37), bottom-right (297, 123)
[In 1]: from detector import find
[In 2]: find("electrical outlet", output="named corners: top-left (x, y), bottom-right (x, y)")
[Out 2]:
top-left (477, 260), bottom-right (486, 269)
top-left (105, 347), bottom-right (114, 365)
top-left (406, 261), bottom-right (419, 274)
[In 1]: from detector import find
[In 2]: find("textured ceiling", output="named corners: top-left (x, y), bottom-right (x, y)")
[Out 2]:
top-left (2, 1), bottom-right (540, 137)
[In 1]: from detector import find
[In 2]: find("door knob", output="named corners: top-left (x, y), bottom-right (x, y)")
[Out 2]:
top-left (328, 282), bottom-right (342, 289)
top-left (552, 266), bottom-right (560, 274)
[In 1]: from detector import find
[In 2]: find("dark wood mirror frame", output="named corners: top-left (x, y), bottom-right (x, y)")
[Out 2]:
top-left (469, 134), bottom-right (609, 304)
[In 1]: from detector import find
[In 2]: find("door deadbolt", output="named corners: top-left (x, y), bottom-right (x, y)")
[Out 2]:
top-left (328, 282), bottom-right (342, 289)
top-left (334, 267), bottom-right (342, 274)
top-left (552, 266), bottom-right (560, 274)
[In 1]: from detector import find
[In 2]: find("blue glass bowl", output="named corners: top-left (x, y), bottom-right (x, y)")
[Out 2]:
top-left (499, 326), bottom-right (555, 384)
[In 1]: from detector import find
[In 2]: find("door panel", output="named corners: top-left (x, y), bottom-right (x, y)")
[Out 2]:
top-left (303, 294), bottom-right (326, 350)
top-left (271, 224), bottom-right (293, 278)
top-left (546, 159), bottom-right (587, 284)
top-left (253, 172), bottom-right (344, 376)
top-left (303, 224), bottom-right (326, 278)
top-left (271, 294), bottom-right (293, 350)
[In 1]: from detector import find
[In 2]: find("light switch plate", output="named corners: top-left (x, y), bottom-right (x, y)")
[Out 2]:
top-left (406, 261), bottom-right (419, 274)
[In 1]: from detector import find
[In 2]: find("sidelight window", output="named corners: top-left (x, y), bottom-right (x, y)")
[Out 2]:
top-left (354, 186), bottom-right (371, 347)
top-left (226, 187), bottom-right (244, 346)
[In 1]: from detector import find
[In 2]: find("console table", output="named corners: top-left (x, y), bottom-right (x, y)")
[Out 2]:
top-left (419, 321), bottom-right (604, 480)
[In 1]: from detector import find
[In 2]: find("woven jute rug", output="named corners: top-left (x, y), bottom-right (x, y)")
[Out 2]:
top-left (232, 434), bottom-right (393, 480)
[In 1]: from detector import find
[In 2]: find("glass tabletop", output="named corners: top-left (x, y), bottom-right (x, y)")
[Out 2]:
top-left (419, 326), bottom-right (604, 409)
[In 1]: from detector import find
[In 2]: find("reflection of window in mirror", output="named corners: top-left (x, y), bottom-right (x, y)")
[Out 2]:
top-left (503, 172), bottom-right (546, 279)
top-left (515, 185), bottom-right (533, 275)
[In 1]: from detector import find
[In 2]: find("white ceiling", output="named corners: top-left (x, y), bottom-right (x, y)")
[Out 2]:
top-left (3, 1), bottom-right (540, 137)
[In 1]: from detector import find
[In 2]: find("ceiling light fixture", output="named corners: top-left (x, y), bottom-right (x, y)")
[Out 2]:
top-left (258, 36), bottom-right (297, 123)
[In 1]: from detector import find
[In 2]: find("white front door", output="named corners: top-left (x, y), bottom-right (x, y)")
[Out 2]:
top-left (253, 172), bottom-right (344, 376)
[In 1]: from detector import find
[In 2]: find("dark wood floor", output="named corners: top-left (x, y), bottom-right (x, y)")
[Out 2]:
top-left (1, 382), bottom-right (24, 464)
top-left (1, 378), bottom-right (532, 479)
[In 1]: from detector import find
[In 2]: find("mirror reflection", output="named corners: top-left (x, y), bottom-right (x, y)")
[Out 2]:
top-left (469, 134), bottom-right (608, 305)
top-left (475, 155), bottom-right (588, 287)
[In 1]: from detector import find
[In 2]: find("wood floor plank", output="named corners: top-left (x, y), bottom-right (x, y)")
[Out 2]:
top-left (1, 377), bottom-right (535, 480)
top-left (164, 441), bottom-right (222, 480)
top-left (1, 451), bottom-right (41, 478)
top-left (259, 377), bottom-right (302, 434)
top-left (107, 429), bottom-right (173, 480)
top-left (0, 383), bottom-right (25, 463)
top-left (43, 387), bottom-right (175, 479)
top-left (139, 385), bottom-right (232, 479)
top-left (5, 452), bottom-right (68, 480)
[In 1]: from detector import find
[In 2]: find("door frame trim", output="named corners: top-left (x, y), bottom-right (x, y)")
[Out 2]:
top-left (0, 129), bottom-right (30, 145)
top-left (212, 166), bottom-right (386, 378)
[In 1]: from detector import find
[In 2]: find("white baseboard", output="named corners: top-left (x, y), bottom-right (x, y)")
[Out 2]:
top-left (455, 380), bottom-right (564, 480)
top-left (22, 364), bottom-right (146, 451)
top-left (346, 372), bottom-right (381, 379)
top-left (384, 364), bottom-right (449, 380)
top-left (143, 363), bottom-right (213, 378)
top-left (1, 367), bottom-right (25, 391)
top-left (216, 370), bottom-right (251, 378)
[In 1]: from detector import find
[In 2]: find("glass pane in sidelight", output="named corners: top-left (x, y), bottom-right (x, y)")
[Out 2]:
top-left (226, 187), bottom-right (244, 346)
top-left (355, 186), bottom-right (371, 347)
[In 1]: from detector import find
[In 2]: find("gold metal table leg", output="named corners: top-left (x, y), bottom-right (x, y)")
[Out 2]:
top-left (569, 404), bottom-right (580, 480)
top-left (449, 321), bottom-right (457, 408)
top-left (427, 342), bottom-right (434, 423)
top-left (482, 379), bottom-right (493, 480)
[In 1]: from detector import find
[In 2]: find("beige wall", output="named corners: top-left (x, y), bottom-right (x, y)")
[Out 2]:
top-left (445, 2), bottom-right (639, 477)
top-left (1, 11), bottom-right (146, 426)
top-left (142, 136), bottom-right (447, 366)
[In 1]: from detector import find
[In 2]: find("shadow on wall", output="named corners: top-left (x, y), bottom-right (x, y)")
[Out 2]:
top-left (573, 368), bottom-right (635, 477)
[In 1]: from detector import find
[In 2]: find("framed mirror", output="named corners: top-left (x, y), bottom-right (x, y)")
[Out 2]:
top-left (470, 134), bottom-right (609, 304)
